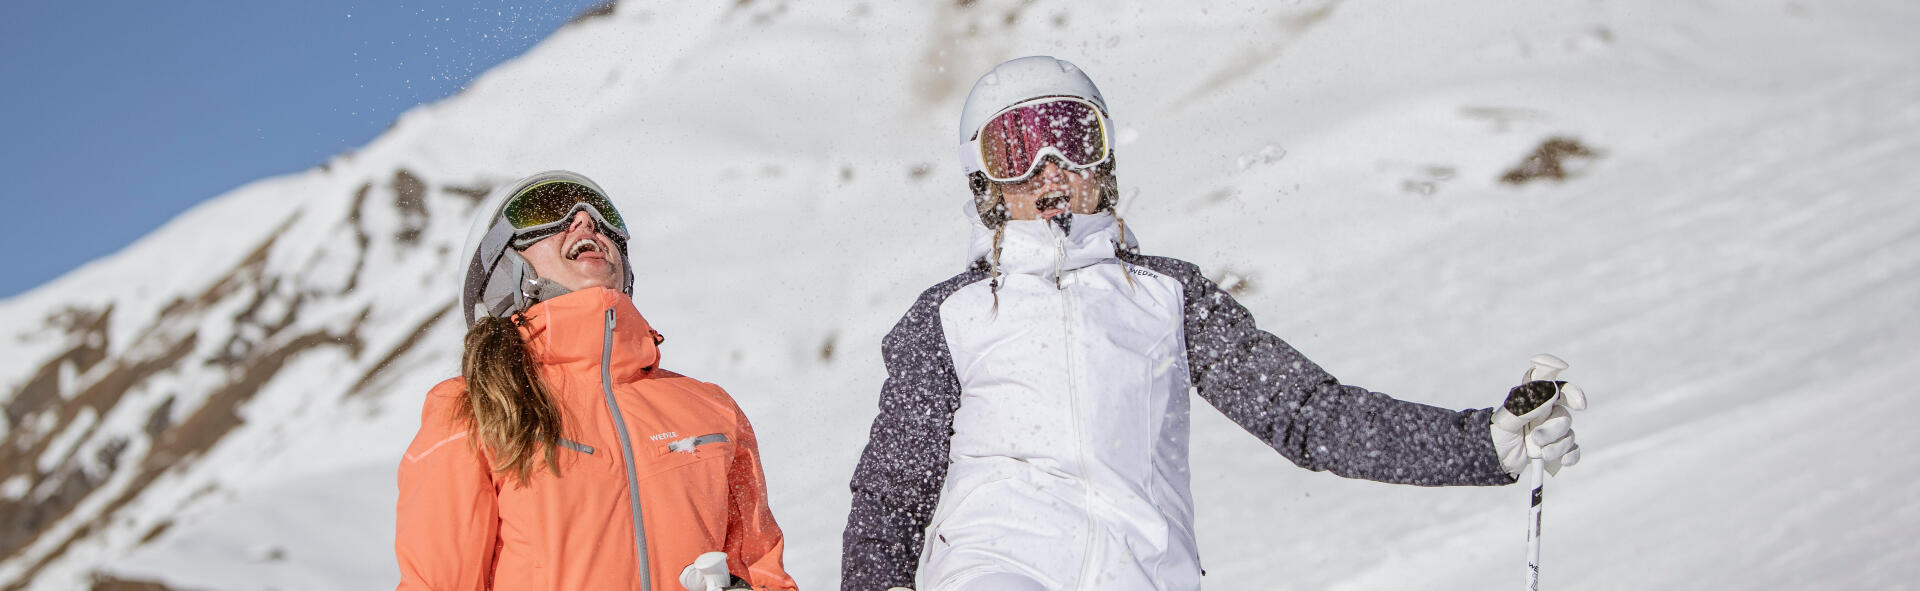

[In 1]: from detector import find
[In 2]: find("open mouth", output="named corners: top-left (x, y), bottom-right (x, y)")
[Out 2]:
top-left (1034, 191), bottom-right (1069, 215)
top-left (565, 237), bottom-right (602, 260)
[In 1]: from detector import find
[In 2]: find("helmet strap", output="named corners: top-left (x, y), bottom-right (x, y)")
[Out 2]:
top-left (500, 249), bottom-right (576, 314)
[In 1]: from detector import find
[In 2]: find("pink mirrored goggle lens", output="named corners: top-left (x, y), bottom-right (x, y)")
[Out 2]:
top-left (978, 99), bottom-right (1109, 181)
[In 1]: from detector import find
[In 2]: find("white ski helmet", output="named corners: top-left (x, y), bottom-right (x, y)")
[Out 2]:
top-left (956, 56), bottom-right (1110, 173)
top-left (957, 56), bottom-right (1116, 227)
top-left (459, 170), bottom-right (634, 327)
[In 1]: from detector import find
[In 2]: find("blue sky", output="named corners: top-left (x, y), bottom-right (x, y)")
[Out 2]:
top-left (0, 1), bottom-right (602, 299)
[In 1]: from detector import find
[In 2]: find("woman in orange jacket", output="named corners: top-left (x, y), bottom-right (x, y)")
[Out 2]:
top-left (395, 170), bottom-right (797, 591)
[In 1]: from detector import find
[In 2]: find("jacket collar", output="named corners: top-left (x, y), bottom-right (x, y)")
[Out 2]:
top-left (966, 207), bottom-right (1138, 282)
top-left (518, 286), bottom-right (660, 383)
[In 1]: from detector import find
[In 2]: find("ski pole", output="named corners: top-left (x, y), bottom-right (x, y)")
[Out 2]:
top-left (1521, 354), bottom-right (1567, 591)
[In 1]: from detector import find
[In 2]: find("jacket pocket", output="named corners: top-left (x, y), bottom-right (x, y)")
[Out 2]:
top-left (633, 435), bottom-right (737, 549)
top-left (665, 433), bottom-right (728, 453)
top-left (557, 437), bottom-right (595, 455)
top-left (638, 432), bottom-right (733, 479)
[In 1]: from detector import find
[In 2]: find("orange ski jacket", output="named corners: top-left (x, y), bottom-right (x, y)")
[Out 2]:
top-left (396, 287), bottom-right (796, 591)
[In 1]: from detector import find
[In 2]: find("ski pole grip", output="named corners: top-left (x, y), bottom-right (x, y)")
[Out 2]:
top-left (679, 551), bottom-right (731, 591)
top-left (1524, 354), bottom-right (1568, 383)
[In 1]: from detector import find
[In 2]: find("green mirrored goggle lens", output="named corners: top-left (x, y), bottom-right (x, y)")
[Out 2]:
top-left (501, 180), bottom-right (626, 233)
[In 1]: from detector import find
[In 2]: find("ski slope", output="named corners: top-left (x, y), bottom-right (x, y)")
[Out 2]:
top-left (1, 1), bottom-right (1915, 589)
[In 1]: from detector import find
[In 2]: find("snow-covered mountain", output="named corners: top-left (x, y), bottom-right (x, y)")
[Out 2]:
top-left (4, 1), bottom-right (1917, 589)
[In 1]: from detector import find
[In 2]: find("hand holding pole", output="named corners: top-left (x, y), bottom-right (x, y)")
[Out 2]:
top-left (1521, 354), bottom-right (1567, 591)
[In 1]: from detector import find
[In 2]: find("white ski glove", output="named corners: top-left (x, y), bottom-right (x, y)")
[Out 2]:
top-left (679, 552), bottom-right (752, 591)
top-left (1491, 379), bottom-right (1588, 478)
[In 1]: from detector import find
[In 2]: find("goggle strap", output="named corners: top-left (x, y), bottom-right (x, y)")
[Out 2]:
top-left (959, 139), bottom-right (983, 176)
top-left (476, 218), bottom-right (520, 283)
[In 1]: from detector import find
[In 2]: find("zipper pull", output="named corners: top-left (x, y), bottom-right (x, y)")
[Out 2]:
top-left (606, 309), bottom-right (617, 330)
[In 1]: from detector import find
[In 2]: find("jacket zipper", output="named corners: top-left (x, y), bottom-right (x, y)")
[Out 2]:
top-left (601, 308), bottom-right (652, 591)
top-left (1055, 230), bottom-right (1101, 587)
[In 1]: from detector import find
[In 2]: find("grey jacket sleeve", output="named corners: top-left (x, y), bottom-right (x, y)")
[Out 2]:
top-left (841, 269), bottom-right (984, 590)
top-left (1129, 254), bottom-right (1514, 486)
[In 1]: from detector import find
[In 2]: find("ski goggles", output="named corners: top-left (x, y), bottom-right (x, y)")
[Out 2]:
top-left (502, 179), bottom-right (629, 247)
top-left (962, 96), bottom-right (1112, 183)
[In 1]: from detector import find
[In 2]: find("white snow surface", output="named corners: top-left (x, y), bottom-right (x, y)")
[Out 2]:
top-left (2, 1), bottom-right (1917, 589)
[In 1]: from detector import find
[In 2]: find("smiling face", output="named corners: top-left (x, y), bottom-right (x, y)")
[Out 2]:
top-left (517, 210), bottom-right (626, 292)
top-left (997, 158), bottom-right (1105, 221)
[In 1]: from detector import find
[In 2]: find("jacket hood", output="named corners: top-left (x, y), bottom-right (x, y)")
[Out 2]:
top-left (517, 286), bottom-right (660, 383)
top-left (964, 203), bottom-right (1138, 282)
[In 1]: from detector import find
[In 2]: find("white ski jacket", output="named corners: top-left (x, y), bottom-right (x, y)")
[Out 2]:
top-left (843, 212), bottom-right (1514, 591)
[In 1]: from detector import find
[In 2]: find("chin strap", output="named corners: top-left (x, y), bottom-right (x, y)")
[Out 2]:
top-left (522, 275), bottom-right (573, 306)
top-left (473, 249), bottom-right (575, 322)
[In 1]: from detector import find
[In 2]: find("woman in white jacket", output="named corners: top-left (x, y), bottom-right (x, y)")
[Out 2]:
top-left (841, 56), bottom-right (1586, 591)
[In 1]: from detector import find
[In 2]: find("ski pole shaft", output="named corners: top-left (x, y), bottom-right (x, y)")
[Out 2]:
top-left (1522, 354), bottom-right (1566, 591)
top-left (1525, 459), bottom-right (1543, 591)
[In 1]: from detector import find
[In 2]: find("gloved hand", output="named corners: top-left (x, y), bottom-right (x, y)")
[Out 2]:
top-left (1491, 379), bottom-right (1588, 478)
top-left (679, 552), bottom-right (755, 591)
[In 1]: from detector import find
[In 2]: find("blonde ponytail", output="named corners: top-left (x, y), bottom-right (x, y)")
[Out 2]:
top-left (459, 314), bottom-right (565, 486)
